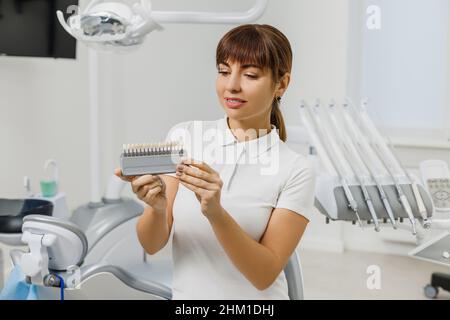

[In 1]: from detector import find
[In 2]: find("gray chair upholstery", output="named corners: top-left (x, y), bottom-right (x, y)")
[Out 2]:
top-left (284, 250), bottom-right (304, 300)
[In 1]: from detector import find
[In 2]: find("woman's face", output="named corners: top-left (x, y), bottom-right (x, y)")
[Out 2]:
top-left (216, 60), bottom-right (277, 122)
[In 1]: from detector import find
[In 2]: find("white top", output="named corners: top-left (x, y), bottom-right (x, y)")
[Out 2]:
top-left (163, 116), bottom-right (316, 300)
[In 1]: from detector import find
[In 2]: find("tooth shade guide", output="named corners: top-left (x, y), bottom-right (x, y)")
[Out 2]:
top-left (122, 141), bottom-right (184, 157)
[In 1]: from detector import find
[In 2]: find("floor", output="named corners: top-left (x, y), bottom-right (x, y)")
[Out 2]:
top-left (300, 249), bottom-right (450, 300)
top-left (1, 247), bottom-right (449, 300)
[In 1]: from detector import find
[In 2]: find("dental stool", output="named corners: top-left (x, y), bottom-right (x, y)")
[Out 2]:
top-left (10, 214), bottom-right (304, 300)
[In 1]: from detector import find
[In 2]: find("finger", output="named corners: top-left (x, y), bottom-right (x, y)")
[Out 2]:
top-left (179, 180), bottom-right (204, 196)
top-left (177, 171), bottom-right (216, 190)
top-left (131, 175), bottom-right (159, 193)
top-left (143, 186), bottom-right (162, 204)
top-left (136, 180), bottom-right (161, 198)
top-left (177, 164), bottom-right (216, 183)
top-left (181, 158), bottom-right (214, 174)
top-left (156, 175), bottom-right (166, 193)
top-left (114, 168), bottom-right (135, 182)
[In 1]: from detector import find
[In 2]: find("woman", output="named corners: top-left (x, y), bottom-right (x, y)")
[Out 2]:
top-left (115, 24), bottom-right (316, 299)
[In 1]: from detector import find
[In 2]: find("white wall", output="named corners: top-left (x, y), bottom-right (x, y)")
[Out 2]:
top-left (0, 0), bottom-right (351, 256)
top-left (2, 0), bottom-right (448, 256)
top-left (0, 45), bottom-right (89, 207)
top-left (109, 0), bottom-right (352, 252)
top-left (343, 0), bottom-right (450, 255)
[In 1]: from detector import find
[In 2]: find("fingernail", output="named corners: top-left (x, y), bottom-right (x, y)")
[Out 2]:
top-left (176, 171), bottom-right (182, 176)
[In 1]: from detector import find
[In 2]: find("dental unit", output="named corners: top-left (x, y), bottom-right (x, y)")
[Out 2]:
top-left (299, 99), bottom-right (434, 236)
top-left (299, 101), bottom-right (363, 227)
top-left (340, 102), bottom-right (398, 230)
top-left (323, 101), bottom-right (383, 230)
top-left (350, 100), bottom-right (430, 230)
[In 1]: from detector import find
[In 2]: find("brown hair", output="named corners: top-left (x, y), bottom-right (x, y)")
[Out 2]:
top-left (216, 24), bottom-right (292, 142)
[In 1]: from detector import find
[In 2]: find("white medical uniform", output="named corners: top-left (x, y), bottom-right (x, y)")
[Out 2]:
top-left (163, 116), bottom-right (316, 300)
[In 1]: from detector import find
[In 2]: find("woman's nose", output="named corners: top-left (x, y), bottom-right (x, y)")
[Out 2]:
top-left (225, 73), bottom-right (241, 93)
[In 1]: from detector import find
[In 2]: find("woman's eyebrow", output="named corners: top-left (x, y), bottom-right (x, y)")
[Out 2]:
top-left (218, 62), bottom-right (262, 70)
top-left (241, 64), bottom-right (262, 70)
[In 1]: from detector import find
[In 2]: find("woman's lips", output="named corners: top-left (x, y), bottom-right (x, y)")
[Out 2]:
top-left (225, 98), bottom-right (247, 109)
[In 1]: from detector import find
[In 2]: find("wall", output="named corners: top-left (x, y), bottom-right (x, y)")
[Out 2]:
top-left (0, 0), bottom-right (354, 255)
top-left (343, 0), bottom-right (450, 255)
top-left (3, 0), bottom-right (448, 257)
top-left (111, 0), bottom-right (351, 252)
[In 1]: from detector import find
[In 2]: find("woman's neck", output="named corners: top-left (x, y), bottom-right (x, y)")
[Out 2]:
top-left (227, 114), bottom-right (272, 142)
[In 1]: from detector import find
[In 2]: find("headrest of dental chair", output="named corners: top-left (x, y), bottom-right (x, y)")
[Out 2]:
top-left (22, 215), bottom-right (88, 271)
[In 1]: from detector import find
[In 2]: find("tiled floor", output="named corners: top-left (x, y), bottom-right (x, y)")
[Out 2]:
top-left (300, 249), bottom-right (450, 300)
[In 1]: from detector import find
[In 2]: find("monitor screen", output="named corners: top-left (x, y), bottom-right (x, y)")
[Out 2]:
top-left (0, 0), bottom-right (78, 59)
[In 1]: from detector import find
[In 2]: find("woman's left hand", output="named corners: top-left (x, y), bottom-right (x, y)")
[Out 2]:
top-left (176, 158), bottom-right (224, 219)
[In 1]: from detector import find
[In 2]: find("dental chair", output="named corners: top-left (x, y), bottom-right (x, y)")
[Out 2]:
top-left (2, 173), bottom-right (305, 300)
top-left (8, 213), bottom-right (304, 300)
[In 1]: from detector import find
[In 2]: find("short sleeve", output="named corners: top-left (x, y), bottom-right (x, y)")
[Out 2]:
top-left (275, 157), bottom-right (316, 221)
top-left (161, 121), bottom-right (191, 178)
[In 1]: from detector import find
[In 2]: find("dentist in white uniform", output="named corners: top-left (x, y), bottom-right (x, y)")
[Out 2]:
top-left (116, 24), bottom-right (316, 300)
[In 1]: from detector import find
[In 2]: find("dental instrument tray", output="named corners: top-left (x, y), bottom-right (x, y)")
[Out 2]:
top-left (120, 141), bottom-right (185, 176)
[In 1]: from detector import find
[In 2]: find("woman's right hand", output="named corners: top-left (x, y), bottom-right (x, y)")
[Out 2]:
top-left (114, 168), bottom-right (167, 213)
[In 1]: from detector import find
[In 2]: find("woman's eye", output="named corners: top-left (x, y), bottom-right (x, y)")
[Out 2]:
top-left (245, 74), bottom-right (258, 79)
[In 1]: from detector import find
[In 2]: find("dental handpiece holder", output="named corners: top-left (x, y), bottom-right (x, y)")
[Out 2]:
top-left (16, 215), bottom-right (87, 288)
top-left (314, 170), bottom-right (434, 227)
top-left (299, 99), bottom-right (435, 234)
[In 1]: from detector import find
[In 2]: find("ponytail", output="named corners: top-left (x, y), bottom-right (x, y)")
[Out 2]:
top-left (270, 97), bottom-right (287, 142)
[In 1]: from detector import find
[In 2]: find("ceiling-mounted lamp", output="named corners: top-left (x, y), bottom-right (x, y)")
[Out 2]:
top-left (57, 0), bottom-right (268, 50)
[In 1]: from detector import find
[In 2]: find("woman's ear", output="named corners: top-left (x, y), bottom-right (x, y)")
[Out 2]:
top-left (275, 73), bottom-right (291, 98)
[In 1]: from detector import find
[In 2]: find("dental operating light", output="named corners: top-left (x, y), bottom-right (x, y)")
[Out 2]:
top-left (54, 0), bottom-right (269, 205)
top-left (57, 0), bottom-right (269, 49)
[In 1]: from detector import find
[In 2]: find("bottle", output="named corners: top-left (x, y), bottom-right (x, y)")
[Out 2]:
top-left (40, 159), bottom-right (58, 198)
